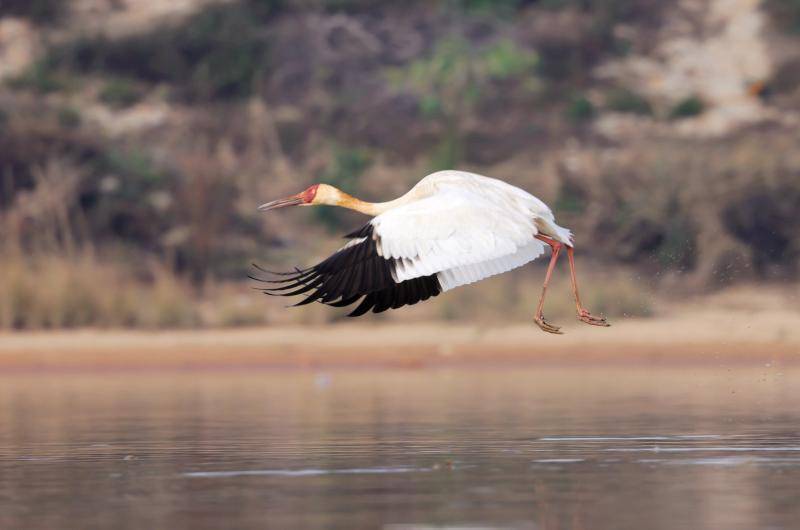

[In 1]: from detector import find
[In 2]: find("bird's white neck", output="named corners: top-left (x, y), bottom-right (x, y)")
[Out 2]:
top-left (315, 184), bottom-right (418, 216)
top-left (342, 196), bottom-right (412, 216)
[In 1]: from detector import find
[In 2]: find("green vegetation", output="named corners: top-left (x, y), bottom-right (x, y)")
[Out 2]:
top-left (7, 60), bottom-right (67, 94)
top-left (388, 37), bottom-right (538, 167)
top-left (57, 107), bottom-right (81, 129)
top-left (99, 79), bottom-right (143, 108)
top-left (605, 88), bottom-right (653, 115)
top-left (669, 96), bottom-right (705, 119)
top-left (49, 1), bottom-right (276, 101)
top-left (453, 0), bottom-right (527, 16)
top-left (483, 40), bottom-right (540, 79)
top-left (566, 94), bottom-right (595, 122)
top-left (389, 38), bottom-right (537, 111)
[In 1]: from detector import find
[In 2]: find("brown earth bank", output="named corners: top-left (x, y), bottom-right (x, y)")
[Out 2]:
top-left (0, 307), bottom-right (797, 372)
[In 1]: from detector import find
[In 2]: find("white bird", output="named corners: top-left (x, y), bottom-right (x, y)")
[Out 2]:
top-left (254, 170), bottom-right (609, 334)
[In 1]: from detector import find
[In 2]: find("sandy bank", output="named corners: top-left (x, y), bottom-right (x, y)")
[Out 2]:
top-left (0, 306), bottom-right (798, 371)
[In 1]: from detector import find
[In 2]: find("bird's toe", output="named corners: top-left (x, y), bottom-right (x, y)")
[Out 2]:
top-left (534, 316), bottom-right (563, 335)
top-left (577, 310), bottom-right (610, 327)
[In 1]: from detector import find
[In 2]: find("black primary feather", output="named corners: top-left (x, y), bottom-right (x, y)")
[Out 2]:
top-left (252, 224), bottom-right (441, 316)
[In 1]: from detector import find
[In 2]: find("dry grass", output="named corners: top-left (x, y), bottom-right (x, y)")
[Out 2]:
top-left (0, 253), bottom-right (204, 330)
top-left (537, 270), bottom-right (656, 320)
top-left (0, 250), bottom-right (653, 330)
top-left (443, 266), bottom-right (654, 323)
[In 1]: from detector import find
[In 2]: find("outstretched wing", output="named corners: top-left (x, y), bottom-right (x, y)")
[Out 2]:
top-left (254, 188), bottom-right (545, 316)
top-left (252, 223), bottom-right (441, 317)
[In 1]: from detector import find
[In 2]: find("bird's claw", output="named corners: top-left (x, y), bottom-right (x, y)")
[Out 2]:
top-left (577, 309), bottom-right (610, 327)
top-left (534, 315), bottom-right (563, 334)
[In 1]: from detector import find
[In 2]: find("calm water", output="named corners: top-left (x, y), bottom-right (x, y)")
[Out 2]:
top-left (1, 364), bottom-right (799, 529)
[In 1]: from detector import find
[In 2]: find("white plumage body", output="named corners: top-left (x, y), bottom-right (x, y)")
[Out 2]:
top-left (369, 170), bottom-right (572, 292)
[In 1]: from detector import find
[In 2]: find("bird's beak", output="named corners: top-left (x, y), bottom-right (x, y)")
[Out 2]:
top-left (258, 194), bottom-right (305, 211)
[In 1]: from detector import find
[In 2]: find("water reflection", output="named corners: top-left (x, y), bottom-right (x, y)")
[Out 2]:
top-left (0, 366), bottom-right (798, 529)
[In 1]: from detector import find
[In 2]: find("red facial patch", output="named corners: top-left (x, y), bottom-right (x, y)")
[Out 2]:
top-left (301, 184), bottom-right (319, 204)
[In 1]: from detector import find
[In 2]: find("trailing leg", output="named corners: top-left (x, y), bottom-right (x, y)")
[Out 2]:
top-left (533, 237), bottom-right (563, 334)
top-left (566, 246), bottom-right (609, 327)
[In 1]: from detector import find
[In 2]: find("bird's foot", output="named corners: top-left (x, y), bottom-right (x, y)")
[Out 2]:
top-left (534, 314), bottom-right (563, 334)
top-left (577, 308), bottom-right (610, 327)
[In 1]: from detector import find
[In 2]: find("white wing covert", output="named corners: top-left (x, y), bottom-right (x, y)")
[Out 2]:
top-left (371, 188), bottom-right (546, 291)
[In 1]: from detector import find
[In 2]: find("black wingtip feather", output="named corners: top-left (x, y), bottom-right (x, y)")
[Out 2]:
top-left (253, 223), bottom-right (441, 316)
top-left (252, 263), bottom-right (310, 276)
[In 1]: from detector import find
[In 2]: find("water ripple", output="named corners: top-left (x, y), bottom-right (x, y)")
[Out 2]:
top-left (538, 435), bottom-right (722, 442)
top-left (182, 466), bottom-right (432, 478)
top-left (604, 446), bottom-right (800, 453)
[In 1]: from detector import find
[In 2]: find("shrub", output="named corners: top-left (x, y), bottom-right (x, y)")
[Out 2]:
top-left (483, 40), bottom-right (539, 79)
top-left (454, 0), bottom-right (529, 16)
top-left (49, 1), bottom-right (275, 101)
top-left (722, 185), bottom-right (800, 278)
top-left (57, 107), bottom-right (82, 129)
top-left (387, 36), bottom-right (538, 167)
top-left (605, 87), bottom-right (652, 115)
top-left (99, 79), bottom-right (143, 108)
top-left (7, 61), bottom-right (67, 94)
top-left (669, 96), bottom-right (705, 119)
top-left (566, 94), bottom-right (595, 122)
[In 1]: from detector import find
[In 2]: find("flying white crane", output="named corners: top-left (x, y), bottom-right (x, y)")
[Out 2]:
top-left (254, 170), bottom-right (609, 334)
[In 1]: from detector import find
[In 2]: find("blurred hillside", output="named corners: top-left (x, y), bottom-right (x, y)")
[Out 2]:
top-left (1, 0), bottom-right (799, 329)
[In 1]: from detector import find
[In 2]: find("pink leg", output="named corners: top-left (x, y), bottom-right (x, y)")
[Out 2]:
top-left (566, 246), bottom-right (610, 327)
top-left (533, 236), bottom-right (563, 334)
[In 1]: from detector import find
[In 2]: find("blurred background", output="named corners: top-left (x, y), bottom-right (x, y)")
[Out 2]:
top-left (3, 4), bottom-right (800, 528)
top-left (1, 0), bottom-right (799, 330)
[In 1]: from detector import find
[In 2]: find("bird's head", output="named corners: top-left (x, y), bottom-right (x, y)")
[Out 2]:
top-left (258, 183), bottom-right (345, 211)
